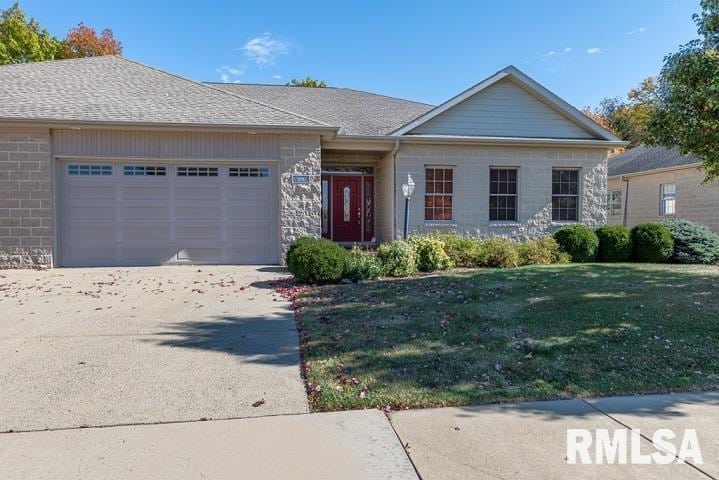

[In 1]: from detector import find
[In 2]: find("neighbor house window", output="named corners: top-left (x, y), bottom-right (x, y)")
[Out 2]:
top-left (660, 184), bottom-right (676, 215)
top-left (608, 190), bottom-right (622, 217)
top-left (552, 169), bottom-right (579, 221)
top-left (425, 167), bottom-right (453, 221)
top-left (489, 168), bottom-right (518, 221)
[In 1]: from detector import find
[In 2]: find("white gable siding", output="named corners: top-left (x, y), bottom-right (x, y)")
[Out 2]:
top-left (409, 79), bottom-right (596, 139)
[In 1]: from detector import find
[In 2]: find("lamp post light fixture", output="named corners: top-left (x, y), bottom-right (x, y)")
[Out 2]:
top-left (402, 174), bottom-right (415, 240)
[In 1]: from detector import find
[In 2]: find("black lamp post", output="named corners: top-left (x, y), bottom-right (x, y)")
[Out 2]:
top-left (402, 174), bottom-right (415, 240)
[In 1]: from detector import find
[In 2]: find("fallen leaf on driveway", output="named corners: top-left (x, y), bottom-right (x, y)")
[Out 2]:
top-left (252, 399), bottom-right (265, 407)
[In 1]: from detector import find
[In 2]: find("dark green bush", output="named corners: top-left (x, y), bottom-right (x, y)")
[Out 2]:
top-left (662, 219), bottom-right (719, 264)
top-left (553, 225), bottom-right (599, 262)
top-left (517, 237), bottom-right (570, 266)
top-left (286, 237), bottom-right (348, 284)
top-left (409, 235), bottom-right (453, 272)
top-left (376, 240), bottom-right (417, 277)
top-left (630, 223), bottom-right (674, 263)
top-left (344, 247), bottom-right (382, 282)
top-left (595, 225), bottom-right (632, 262)
top-left (477, 237), bottom-right (520, 268)
top-left (435, 233), bottom-right (484, 267)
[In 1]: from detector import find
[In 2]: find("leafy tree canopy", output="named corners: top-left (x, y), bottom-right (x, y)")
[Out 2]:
top-left (582, 77), bottom-right (658, 147)
top-left (0, 2), bottom-right (122, 65)
top-left (0, 2), bottom-right (62, 64)
top-left (61, 22), bottom-right (122, 58)
top-left (649, 0), bottom-right (719, 181)
top-left (286, 77), bottom-right (327, 87)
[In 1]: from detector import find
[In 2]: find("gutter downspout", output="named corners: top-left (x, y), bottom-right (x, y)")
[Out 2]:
top-left (622, 175), bottom-right (630, 228)
top-left (391, 137), bottom-right (400, 240)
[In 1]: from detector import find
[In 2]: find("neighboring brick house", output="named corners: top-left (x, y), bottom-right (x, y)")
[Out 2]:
top-left (0, 56), bottom-right (624, 268)
top-left (607, 146), bottom-right (719, 233)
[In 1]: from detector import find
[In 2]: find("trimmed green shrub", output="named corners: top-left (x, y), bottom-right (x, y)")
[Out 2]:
top-left (595, 225), bottom-right (632, 262)
top-left (662, 219), bottom-right (719, 264)
top-left (287, 237), bottom-right (348, 284)
top-left (630, 223), bottom-right (674, 263)
top-left (517, 237), bottom-right (570, 266)
top-left (435, 233), bottom-right (484, 268)
top-left (344, 247), bottom-right (382, 282)
top-left (477, 237), bottom-right (520, 268)
top-left (409, 235), bottom-right (453, 272)
top-left (553, 225), bottom-right (599, 262)
top-left (376, 240), bottom-right (417, 277)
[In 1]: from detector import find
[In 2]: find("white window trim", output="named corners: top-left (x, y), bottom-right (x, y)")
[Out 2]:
top-left (489, 166), bottom-right (520, 223)
top-left (660, 184), bottom-right (676, 216)
top-left (424, 166), bottom-right (455, 223)
top-left (551, 168), bottom-right (582, 223)
top-left (608, 189), bottom-right (622, 217)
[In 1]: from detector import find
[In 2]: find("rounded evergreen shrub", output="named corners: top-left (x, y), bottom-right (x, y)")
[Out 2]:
top-left (630, 223), bottom-right (674, 263)
top-left (376, 240), bottom-right (417, 277)
top-left (595, 225), bottom-right (632, 262)
top-left (286, 237), bottom-right (348, 284)
top-left (553, 225), bottom-right (599, 262)
top-left (344, 247), bottom-right (382, 282)
top-left (409, 235), bottom-right (453, 272)
top-left (662, 218), bottom-right (719, 264)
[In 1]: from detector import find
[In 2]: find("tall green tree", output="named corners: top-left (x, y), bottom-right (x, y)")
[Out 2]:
top-left (650, 0), bottom-right (719, 181)
top-left (286, 77), bottom-right (327, 88)
top-left (0, 2), bottom-right (62, 64)
top-left (582, 77), bottom-right (659, 147)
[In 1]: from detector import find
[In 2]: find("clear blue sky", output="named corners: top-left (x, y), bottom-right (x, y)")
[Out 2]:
top-left (7, 0), bottom-right (701, 108)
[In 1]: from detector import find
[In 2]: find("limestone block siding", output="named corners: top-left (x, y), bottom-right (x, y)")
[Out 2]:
top-left (608, 166), bottom-right (719, 233)
top-left (394, 144), bottom-right (609, 240)
top-left (279, 135), bottom-right (322, 260)
top-left (0, 128), bottom-right (53, 268)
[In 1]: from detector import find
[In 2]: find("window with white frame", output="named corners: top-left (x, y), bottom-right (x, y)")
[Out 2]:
top-left (552, 169), bottom-right (579, 221)
top-left (177, 166), bottom-right (218, 177)
top-left (660, 184), bottom-right (676, 215)
top-left (67, 164), bottom-right (112, 176)
top-left (424, 167), bottom-right (453, 221)
top-left (489, 168), bottom-right (518, 221)
top-left (608, 190), bottom-right (622, 217)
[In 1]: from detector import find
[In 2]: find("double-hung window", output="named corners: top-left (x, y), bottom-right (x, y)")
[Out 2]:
top-left (489, 168), bottom-right (518, 221)
top-left (608, 190), bottom-right (622, 217)
top-left (424, 167), bottom-right (453, 221)
top-left (660, 184), bottom-right (676, 216)
top-left (552, 169), bottom-right (579, 221)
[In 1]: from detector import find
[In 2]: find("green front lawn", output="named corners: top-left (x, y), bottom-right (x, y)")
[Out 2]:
top-left (297, 264), bottom-right (719, 411)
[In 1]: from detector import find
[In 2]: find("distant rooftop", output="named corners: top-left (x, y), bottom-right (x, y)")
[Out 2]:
top-left (608, 146), bottom-right (700, 177)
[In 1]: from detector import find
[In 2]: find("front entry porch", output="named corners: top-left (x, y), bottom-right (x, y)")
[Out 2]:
top-left (321, 168), bottom-right (375, 244)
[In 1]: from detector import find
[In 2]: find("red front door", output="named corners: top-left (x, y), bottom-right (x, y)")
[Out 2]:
top-left (332, 176), bottom-right (362, 242)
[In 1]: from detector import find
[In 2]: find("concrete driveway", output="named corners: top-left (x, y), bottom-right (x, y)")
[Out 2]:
top-left (0, 266), bottom-right (308, 432)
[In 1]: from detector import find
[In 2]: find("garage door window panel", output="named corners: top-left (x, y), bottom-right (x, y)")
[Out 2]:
top-left (124, 165), bottom-right (167, 176)
top-left (229, 167), bottom-right (270, 178)
top-left (177, 166), bottom-right (219, 177)
top-left (68, 164), bottom-right (113, 176)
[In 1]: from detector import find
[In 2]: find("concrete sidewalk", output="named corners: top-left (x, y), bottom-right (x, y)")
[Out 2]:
top-left (390, 392), bottom-right (719, 480)
top-left (0, 410), bottom-right (418, 480)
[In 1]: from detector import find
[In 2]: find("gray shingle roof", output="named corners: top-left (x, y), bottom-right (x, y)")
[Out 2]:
top-left (608, 146), bottom-right (701, 177)
top-left (0, 56), bottom-right (328, 128)
top-left (208, 83), bottom-right (434, 136)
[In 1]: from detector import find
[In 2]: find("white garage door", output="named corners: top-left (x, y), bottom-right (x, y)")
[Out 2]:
top-left (58, 161), bottom-right (279, 266)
